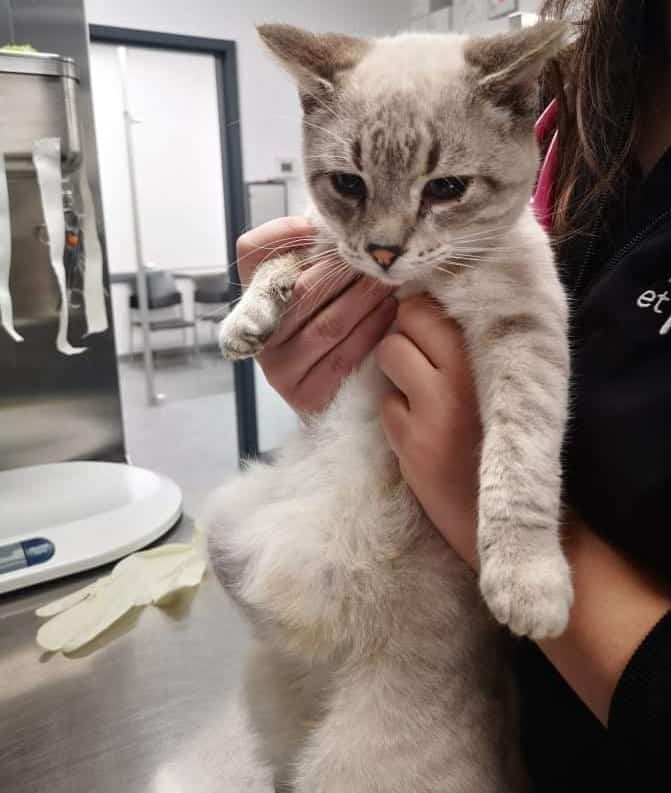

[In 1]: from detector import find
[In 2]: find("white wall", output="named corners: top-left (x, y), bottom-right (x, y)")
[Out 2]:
top-left (408, 0), bottom-right (540, 34)
top-left (455, 0), bottom-right (540, 35)
top-left (86, 0), bottom-right (411, 216)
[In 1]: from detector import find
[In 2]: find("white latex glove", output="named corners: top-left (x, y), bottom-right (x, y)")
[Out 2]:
top-left (36, 537), bottom-right (206, 653)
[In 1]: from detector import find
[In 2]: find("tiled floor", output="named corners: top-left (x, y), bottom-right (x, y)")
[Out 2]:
top-left (117, 349), bottom-right (239, 517)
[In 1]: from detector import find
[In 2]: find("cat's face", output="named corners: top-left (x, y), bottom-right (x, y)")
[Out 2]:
top-left (259, 24), bottom-right (565, 286)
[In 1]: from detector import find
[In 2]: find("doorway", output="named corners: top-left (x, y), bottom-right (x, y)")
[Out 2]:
top-left (89, 26), bottom-right (258, 503)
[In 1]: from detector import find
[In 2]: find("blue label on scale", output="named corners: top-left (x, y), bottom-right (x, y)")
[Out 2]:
top-left (0, 538), bottom-right (54, 575)
top-left (22, 538), bottom-right (55, 566)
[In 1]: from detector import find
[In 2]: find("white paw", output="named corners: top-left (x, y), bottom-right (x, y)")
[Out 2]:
top-left (480, 549), bottom-right (573, 640)
top-left (218, 306), bottom-right (278, 361)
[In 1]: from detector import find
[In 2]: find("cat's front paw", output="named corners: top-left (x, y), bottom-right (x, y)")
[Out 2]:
top-left (479, 548), bottom-right (573, 640)
top-left (219, 317), bottom-right (271, 360)
top-left (218, 269), bottom-right (297, 361)
top-left (218, 305), bottom-right (279, 361)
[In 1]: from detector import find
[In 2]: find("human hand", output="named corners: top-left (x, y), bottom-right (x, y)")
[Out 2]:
top-left (236, 217), bottom-right (397, 414)
top-left (376, 295), bottom-right (481, 570)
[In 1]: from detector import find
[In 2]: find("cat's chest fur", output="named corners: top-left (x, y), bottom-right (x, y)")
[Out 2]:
top-left (206, 206), bottom-right (560, 793)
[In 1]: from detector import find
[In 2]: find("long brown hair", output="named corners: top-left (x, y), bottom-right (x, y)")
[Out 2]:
top-left (539, 0), bottom-right (666, 242)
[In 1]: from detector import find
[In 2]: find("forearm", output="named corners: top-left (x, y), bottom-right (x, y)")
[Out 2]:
top-left (538, 517), bottom-right (671, 724)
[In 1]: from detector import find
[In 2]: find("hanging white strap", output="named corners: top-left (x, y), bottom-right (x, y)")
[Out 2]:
top-left (0, 153), bottom-right (23, 342)
top-left (79, 172), bottom-right (108, 336)
top-left (33, 138), bottom-right (86, 355)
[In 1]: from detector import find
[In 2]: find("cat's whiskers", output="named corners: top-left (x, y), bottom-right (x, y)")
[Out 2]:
top-left (449, 229), bottom-right (542, 260)
top-left (439, 260), bottom-right (475, 270)
top-left (296, 265), bottom-right (346, 301)
top-left (431, 266), bottom-right (458, 280)
top-left (455, 241), bottom-right (533, 249)
top-left (298, 87), bottom-right (341, 121)
top-left (287, 258), bottom-right (353, 319)
top-left (452, 246), bottom-right (535, 258)
top-left (447, 252), bottom-right (492, 262)
top-left (210, 252), bottom-right (349, 320)
top-left (425, 251), bottom-right (478, 271)
top-left (309, 267), bottom-right (353, 312)
top-left (452, 224), bottom-right (580, 251)
top-left (449, 224), bottom-right (514, 242)
top-left (300, 118), bottom-right (354, 150)
top-left (304, 154), bottom-right (350, 162)
top-left (290, 252), bottom-right (349, 299)
top-left (292, 257), bottom-right (346, 309)
top-left (304, 154), bottom-right (354, 170)
top-left (295, 248), bottom-right (341, 272)
top-left (454, 223), bottom-right (511, 236)
top-left (449, 232), bottom-right (510, 248)
top-left (204, 245), bottom-right (340, 324)
top-left (229, 236), bottom-right (319, 276)
top-left (251, 238), bottom-right (319, 258)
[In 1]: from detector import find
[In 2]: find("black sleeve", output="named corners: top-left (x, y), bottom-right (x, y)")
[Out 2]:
top-left (608, 610), bottom-right (671, 786)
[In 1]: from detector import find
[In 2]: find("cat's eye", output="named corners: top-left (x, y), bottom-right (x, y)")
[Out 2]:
top-left (331, 172), bottom-right (367, 200)
top-left (423, 177), bottom-right (471, 203)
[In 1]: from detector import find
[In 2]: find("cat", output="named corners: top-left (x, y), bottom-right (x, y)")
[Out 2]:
top-left (202, 21), bottom-right (571, 793)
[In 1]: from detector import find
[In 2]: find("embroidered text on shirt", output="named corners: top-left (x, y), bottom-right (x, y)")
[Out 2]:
top-left (636, 281), bottom-right (671, 335)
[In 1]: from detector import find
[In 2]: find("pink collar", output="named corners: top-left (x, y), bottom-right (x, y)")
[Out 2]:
top-left (532, 98), bottom-right (559, 232)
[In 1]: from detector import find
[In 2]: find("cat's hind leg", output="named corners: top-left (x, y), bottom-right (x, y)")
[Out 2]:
top-left (245, 643), bottom-right (326, 793)
top-left (292, 652), bottom-right (520, 793)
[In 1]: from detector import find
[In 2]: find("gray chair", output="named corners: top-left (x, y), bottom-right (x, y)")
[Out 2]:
top-left (194, 273), bottom-right (235, 343)
top-left (129, 270), bottom-right (200, 363)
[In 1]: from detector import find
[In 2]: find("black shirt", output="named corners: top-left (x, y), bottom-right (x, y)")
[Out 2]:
top-left (519, 146), bottom-right (671, 792)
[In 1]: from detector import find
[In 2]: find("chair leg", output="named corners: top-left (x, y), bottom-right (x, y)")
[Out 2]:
top-left (180, 303), bottom-right (187, 355)
top-left (193, 316), bottom-right (201, 365)
top-left (145, 322), bottom-right (154, 369)
top-left (129, 314), bottom-right (134, 361)
top-left (209, 303), bottom-right (227, 347)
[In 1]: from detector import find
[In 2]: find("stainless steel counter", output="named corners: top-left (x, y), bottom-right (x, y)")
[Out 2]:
top-left (0, 516), bottom-right (270, 793)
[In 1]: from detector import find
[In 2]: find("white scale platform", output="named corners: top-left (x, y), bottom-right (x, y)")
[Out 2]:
top-left (0, 462), bottom-right (183, 594)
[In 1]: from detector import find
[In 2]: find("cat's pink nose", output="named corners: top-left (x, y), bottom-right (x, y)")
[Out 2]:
top-left (367, 244), bottom-right (404, 271)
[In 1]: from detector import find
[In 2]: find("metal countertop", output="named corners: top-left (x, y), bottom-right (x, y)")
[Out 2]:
top-left (0, 515), bottom-right (268, 793)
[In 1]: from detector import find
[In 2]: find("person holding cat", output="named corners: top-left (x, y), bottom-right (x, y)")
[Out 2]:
top-left (233, 1), bottom-right (671, 790)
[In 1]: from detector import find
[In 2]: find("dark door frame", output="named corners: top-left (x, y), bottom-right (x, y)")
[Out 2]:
top-left (88, 24), bottom-right (259, 463)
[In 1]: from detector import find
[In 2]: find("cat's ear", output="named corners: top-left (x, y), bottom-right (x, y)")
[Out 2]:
top-left (464, 21), bottom-right (567, 118)
top-left (257, 24), bottom-right (369, 112)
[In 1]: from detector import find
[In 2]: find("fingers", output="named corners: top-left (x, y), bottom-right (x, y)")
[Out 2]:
top-left (375, 333), bottom-right (438, 409)
top-left (377, 295), bottom-right (475, 449)
top-left (380, 390), bottom-right (410, 457)
top-left (263, 278), bottom-right (393, 389)
top-left (236, 217), bottom-right (316, 286)
top-left (395, 295), bottom-right (465, 371)
top-left (264, 294), bottom-right (397, 412)
top-left (268, 259), bottom-right (358, 347)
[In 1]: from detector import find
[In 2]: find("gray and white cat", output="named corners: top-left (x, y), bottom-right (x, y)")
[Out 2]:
top-left (202, 22), bottom-right (571, 793)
